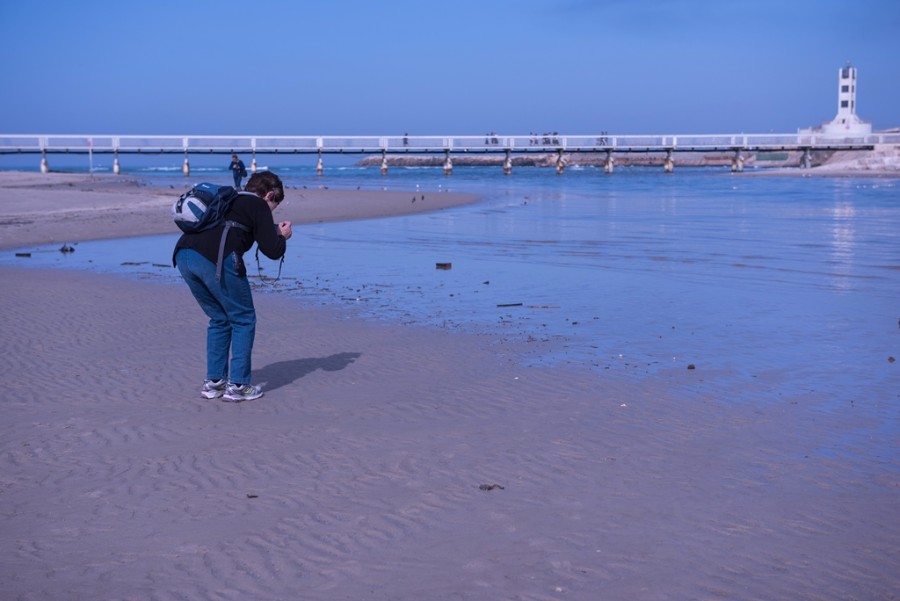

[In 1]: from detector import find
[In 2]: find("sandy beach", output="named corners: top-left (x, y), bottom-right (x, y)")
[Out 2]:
top-left (1, 171), bottom-right (898, 600)
top-left (0, 171), bottom-right (480, 250)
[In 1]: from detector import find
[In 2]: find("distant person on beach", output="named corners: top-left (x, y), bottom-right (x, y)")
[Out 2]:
top-left (229, 154), bottom-right (247, 190)
top-left (173, 170), bottom-right (293, 402)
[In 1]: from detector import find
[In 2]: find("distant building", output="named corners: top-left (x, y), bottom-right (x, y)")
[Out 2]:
top-left (803, 63), bottom-right (872, 137)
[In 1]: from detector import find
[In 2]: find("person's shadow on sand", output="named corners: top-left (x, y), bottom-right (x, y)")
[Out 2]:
top-left (254, 352), bottom-right (361, 393)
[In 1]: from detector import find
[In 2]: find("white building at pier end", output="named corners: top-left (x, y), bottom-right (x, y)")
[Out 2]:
top-left (803, 63), bottom-right (872, 137)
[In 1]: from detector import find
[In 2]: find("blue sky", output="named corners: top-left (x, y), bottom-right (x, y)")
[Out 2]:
top-left (2, 0), bottom-right (898, 136)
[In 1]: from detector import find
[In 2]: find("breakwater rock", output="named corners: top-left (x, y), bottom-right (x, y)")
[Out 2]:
top-left (356, 146), bottom-right (900, 172)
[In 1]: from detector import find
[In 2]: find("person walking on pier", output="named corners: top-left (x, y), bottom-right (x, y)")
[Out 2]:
top-left (173, 170), bottom-right (293, 402)
top-left (229, 154), bottom-right (247, 190)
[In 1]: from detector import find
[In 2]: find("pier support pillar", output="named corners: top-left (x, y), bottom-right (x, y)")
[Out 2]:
top-left (40, 152), bottom-right (49, 174)
top-left (801, 148), bottom-right (812, 169)
top-left (443, 151), bottom-right (453, 176)
top-left (113, 152), bottom-right (120, 175)
top-left (251, 155), bottom-right (257, 174)
top-left (503, 150), bottom-right (512, 175)
top-left (663, 149), bottom-right (674, 173)
top-left (731, 149), bottom-right (744, 173)
top-left (555, 150), bottom-right (565, 175)
top-left (604, 151), bottom-right (614, 174)
top-left (316, 151), bottom-right (323, 176)
top-left (380, 150), bottom-right (388, 176)
top-left (182, 155), bottom-right (190, 177)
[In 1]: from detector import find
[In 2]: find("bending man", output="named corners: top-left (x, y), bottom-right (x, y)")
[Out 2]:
top-left (173, 171), bottom-right (292, 401)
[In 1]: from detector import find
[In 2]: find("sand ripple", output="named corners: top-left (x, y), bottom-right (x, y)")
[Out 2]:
top-left (2, 266), bottom-right (898, 600)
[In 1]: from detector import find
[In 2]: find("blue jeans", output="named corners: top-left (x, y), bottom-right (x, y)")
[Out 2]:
top-left (176, 248), bottom-right (256, 384)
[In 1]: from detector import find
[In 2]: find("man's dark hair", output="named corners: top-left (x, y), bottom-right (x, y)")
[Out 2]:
top-left (244, 171), bottom-right (284, 204)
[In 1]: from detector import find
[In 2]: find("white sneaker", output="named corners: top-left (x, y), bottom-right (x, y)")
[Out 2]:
top-left (223, 383), bottom-right (264, 402)
top-left (201, 379), bottom-right (226, 399)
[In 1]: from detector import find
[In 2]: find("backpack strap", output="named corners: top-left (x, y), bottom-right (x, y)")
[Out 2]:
top-left (216, 220), bottom-right (251, 281)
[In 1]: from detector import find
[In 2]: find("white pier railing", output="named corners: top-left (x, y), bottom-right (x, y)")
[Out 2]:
top-left (1, 132), bottom-right (896, 156)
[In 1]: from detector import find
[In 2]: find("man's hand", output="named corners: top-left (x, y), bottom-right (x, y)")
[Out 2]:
top-left (278, 221), bottom-right (293, 240)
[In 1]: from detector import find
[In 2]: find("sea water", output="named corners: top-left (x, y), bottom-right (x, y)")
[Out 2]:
top-left (4, 163), bottom-right (899, 417)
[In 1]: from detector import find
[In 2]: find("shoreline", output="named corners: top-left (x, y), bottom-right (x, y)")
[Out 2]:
top-left (2, 156), bottom-right (896, 252)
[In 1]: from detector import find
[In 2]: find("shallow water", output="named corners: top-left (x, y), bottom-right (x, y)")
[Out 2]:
top-left (5, 166), bottom-right (899, 420)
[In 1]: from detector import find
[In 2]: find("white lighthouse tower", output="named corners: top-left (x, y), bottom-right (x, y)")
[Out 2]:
top-left (820, 63), bottom-right (872, 137)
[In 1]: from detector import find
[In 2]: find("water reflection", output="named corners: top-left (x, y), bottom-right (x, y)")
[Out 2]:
top-left (829, 201), bottom-right (857, 291)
